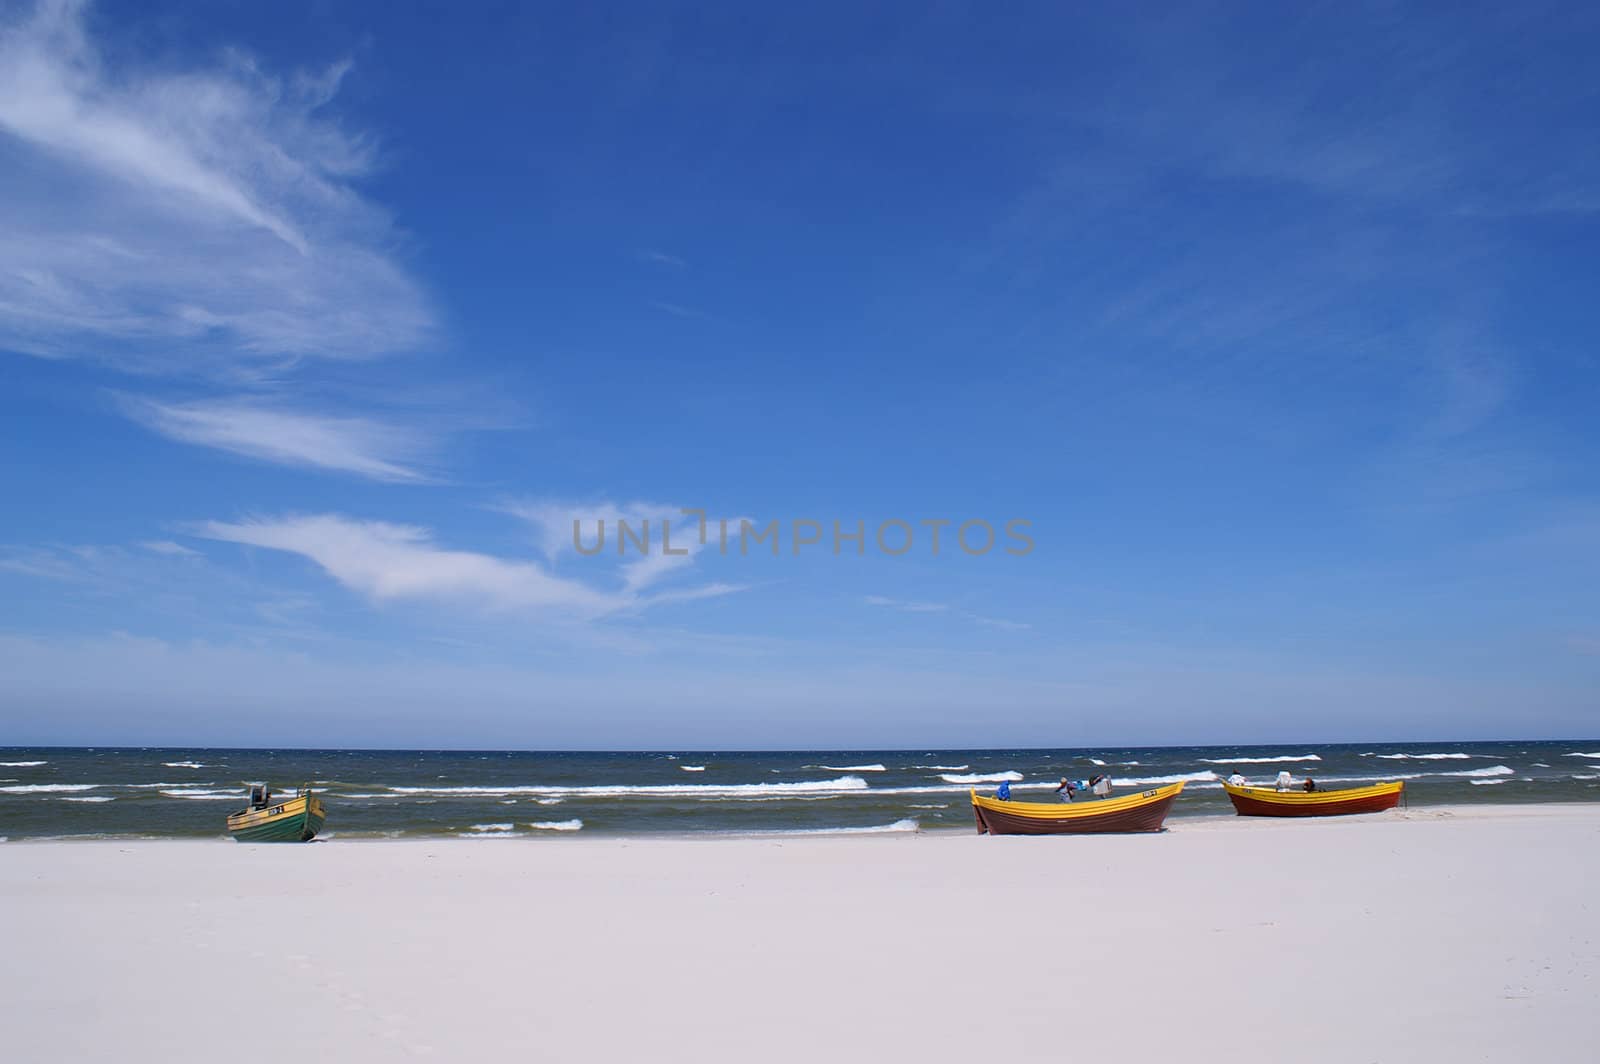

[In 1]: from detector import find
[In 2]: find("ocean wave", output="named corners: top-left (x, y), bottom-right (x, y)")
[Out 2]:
top-left (535, 797), bottom-right (564, 805)
top-left (1120, 770), bottom-right (1220, 786)
top-left (703, 794), bottom-right (843, 802)
top-left (385, 775), bottom-right (872, 799)
top-left (679, 765), bottom-right (706, 772)
top-left (1198, 754), bottom-right (1322, 765)
top-left (1565, 752), bottom-right (1600, 759)
top-left (912, 764), bottom-right (968, 771)
top-left (940, 772), bottom-right (1023, 784)
top-left (808, 764), bottom-right (887, 772)
top-left (529, 819), bottom-right (583, 831)
top-left (162, 761), bottom-right (205, 769)
top-left (1088, 759), bottom-right (1107, 766)
top-left (468, 823), bottom-right (515, 832)
top-left (0, 783), bottom-right (99, 793)
top-left (1573, 774), bottom-right (1600, 781)
top-left (1374, 753), bottom-right (1472, 760)
top-left (908, 803), bottom-right (948, 809)
top-left (61, 796), bottom-right (115, 802)
top-left (0, 760), bottom-right (46, 767)
top-left (745, 818), bottom-right (920, 837)
top-left (1455, 765), bottom-right (1514, 778)
top-left (1470, 779), bottom-right (1508, 786)
top-left (159, 789), bottom-right (239, 800)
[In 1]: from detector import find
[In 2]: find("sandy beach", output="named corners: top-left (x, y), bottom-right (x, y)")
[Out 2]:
top-left (2, 804), bottom-right (1596, 1062)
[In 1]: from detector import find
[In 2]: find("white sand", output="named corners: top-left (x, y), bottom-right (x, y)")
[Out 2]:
top-left (2, 805), bottom-right (1597, 1062)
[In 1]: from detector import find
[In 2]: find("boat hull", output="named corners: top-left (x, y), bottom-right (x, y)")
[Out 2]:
top-left (1221, 780), bottom-right (1403, 817)
top-left (971, 782), bottom-right (1184, 835)
top-left (227, 793), bottom-right (326, 842)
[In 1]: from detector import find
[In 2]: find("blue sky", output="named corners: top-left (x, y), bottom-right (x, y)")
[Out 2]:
top-left (1, 0), bottom-right (1596, 747)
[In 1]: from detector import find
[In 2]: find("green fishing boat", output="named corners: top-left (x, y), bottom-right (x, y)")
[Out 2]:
top-left (226, 784), bottom-right (326, 842)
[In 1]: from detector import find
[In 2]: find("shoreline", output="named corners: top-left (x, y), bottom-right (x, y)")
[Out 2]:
top-left (5, 799), bottom-right (1600, 844)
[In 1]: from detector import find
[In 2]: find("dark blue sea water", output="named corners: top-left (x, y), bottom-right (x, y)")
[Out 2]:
top-left (2, 741), bottom-right (1598, 840)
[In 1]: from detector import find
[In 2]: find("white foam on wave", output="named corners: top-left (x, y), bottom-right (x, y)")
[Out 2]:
top-left (680, 765), bottom-right (706, 772)
top-left (159, 789), bottom-right (239, 800)
top-left (1375, 752), bottom-right (1472, 760)
top-left (908, 803), bottom-right (948, 809)
top-left (940, 771), bottom-right (1023, 784)
top-left (1088, 759), bottom-right (1107, 766)
top-left (1470, 779), bottom-right (1508, 786)
top-left (1121, 761), bottom-right (1142, 766)
top-left (0, 783), bottom-right (98, 793)
top-left (163, 761), bottom-right (205, 769)
top-left (704, 794), bottom-right (842, 802)
top-left (1120, 770), bottom-right (1220, 786)
top-left (809, 764), bottom-right (887, 772)
top-left (61, 796), bottom-right (115, 802)
top-left (1199, 754), bottom-right (1322, 765)
top-left (912, 764), bottom-right (968, 771)
top-left (535, 797), bottom-right (564, 805)
top-left (385, 775), bottom-right (872, 800)
top-left (1573, 774), bottom-right (1600, 781)
top-left (746, 818), bottom-right (920, 837)
top-left (1456, 765), bottom-right (1514, 778)
top-left (529, 819), bottom-right (583, 831)
top-left (1564, 752), bottom-right (1600, 759)
top-left (469, 823), bottom-right (515, 832)
top-left (0, 760), bottom-right (46, 767)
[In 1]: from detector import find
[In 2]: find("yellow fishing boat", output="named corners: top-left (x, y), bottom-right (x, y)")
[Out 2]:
top-left (226, 784), bottom-right (326, 842)
top-left (1220, 779), bottom-right (1404, 817)
top-left (971, 781), bottom-right (1186, 834)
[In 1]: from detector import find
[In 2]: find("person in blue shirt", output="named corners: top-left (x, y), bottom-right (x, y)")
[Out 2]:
top-left (996, 780), bottom-right (1012, 801)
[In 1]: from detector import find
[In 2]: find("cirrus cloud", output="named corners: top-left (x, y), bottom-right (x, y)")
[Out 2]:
top-left (0, 0), bottom-right (435, 373)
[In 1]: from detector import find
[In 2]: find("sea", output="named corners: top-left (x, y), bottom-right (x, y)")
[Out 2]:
top-left (2, 741), bottom-right (1598, 841)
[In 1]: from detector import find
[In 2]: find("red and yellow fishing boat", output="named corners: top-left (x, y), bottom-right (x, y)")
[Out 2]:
top-left (226, 784), bottom-right (326, 842)
top-left (1220, 779), bottom-right (1403, 817)
top-left (971, 781), bottom-right (1185, 835)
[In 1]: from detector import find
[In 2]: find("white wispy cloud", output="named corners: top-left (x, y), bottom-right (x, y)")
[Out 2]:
top-left (138, 540), bottom-right (198, 557)
top-left (198, 513), bottom-right (742, 619)
top-left (864, 595), bottom-right (1030, 631)
top-left (124, 396), bottom-right (435, 483)
top-left (636, 248), bottom-right (687, 268)
top-left (863, 595), bottom-right (948, 614)
top-left (502, 499), bottom-right (729, 593)
top-left (0, 0), bottom-right (434, 371)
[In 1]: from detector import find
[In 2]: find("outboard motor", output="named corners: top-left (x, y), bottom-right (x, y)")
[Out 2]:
top-left (250, 784), bottom-right (266, 809)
